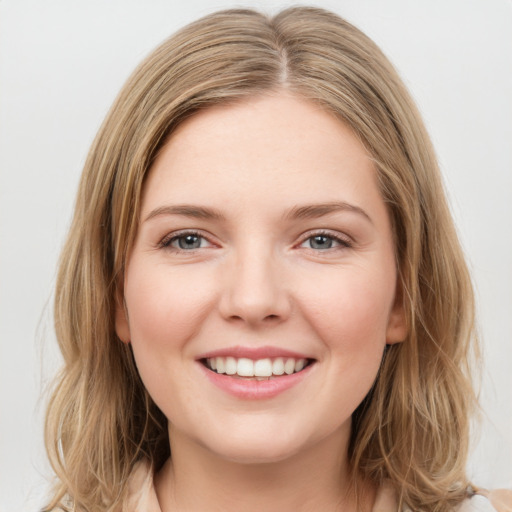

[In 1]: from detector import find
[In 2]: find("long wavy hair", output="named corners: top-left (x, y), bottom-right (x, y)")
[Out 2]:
top-left (44, 7), bottom-right (478, 511)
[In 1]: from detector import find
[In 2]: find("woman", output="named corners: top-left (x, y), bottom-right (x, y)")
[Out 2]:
top-left (43, 7), bottom-right (511, 512)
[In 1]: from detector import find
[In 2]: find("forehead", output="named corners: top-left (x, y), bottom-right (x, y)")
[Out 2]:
top-left (142, 93), bottom-right (382, 216)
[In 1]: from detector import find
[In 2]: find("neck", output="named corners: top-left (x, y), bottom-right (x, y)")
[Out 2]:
top-left (154, 426), bottom-right (375, 512)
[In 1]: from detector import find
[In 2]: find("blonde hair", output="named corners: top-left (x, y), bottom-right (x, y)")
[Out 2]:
top-left (45, 7), bottom-right (478, 511)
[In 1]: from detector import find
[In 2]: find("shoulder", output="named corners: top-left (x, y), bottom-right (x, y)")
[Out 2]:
top-left (457, 489), bottom-right (512, 512)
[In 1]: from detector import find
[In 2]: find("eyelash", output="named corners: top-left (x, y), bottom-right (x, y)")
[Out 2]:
top-left (158, 229), bottom-right (353, 253)
top-left (297, 230), bottom-right (353, 251)
top-left (159, 230), bottom-right (212, 252)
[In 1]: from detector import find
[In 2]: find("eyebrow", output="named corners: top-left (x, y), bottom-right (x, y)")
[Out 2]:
top-left (144, 204), bottom-right (226, 222)
top-left (144, 201), bottom-right (372, 224)
top-left (283, 201), bottom-right (373, 224)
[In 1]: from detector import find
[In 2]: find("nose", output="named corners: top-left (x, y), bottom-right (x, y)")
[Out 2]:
top-left (218, 246), bottom-right (292, 327)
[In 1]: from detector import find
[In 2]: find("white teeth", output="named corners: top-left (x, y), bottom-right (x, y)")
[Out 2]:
top-left (284, 358), bottom-right (295, 375)
top-left (206, 356), bottom-right (309, 377)
top-left (225, 357), bottom-right (237, 375)
top-left (237, 358), bottom-right (254, 377)
top-left (216, 357), bottom-right (225, 374)
top-left (272, 358), bottom-right (285, 375)
top-left (254, 358), bottom-right (273, 377)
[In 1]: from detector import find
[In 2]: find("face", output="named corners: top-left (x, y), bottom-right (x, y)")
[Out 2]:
top-left (116, 93), bottom-right (406, 464)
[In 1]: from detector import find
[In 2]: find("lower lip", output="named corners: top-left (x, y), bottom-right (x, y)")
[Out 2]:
top-left (198, 362), bottom-right (314, 400)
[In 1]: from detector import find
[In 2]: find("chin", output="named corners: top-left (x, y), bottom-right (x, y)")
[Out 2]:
top-left (200, 425), bottom-right (310, 465)
top-left (212, 443), bottom-right (301, 465)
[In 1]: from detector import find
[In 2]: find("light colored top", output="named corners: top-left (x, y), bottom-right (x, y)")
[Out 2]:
top-left (122, 460), bottom-right (512, 512)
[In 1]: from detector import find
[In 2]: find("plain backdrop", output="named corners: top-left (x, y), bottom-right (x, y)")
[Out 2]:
top-left (1, 1), bottom-right (511, 510)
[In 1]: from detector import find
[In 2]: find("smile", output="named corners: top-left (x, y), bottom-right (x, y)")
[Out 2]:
top-left (197, 348), bottom-right (316, 399)
top-left (203, 357), bottom-right (311, 379)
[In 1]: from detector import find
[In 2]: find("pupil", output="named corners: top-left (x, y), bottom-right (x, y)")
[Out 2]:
top-left (311, 235), bottom-right (332, 249)
top-left (179, 235), bottom-right (200, 249)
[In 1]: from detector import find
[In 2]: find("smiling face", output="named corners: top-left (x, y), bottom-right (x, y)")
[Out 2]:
top-left (116, 93), bottom-right (406, 464)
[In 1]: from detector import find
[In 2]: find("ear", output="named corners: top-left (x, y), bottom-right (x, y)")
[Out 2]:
top-left (114, 284), bottom-right (131, 344)
top-left (386, 279), bottom-right (408, 345)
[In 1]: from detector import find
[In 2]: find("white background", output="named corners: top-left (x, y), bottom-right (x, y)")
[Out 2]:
top-left (0, 1), bottom-right (511, 510)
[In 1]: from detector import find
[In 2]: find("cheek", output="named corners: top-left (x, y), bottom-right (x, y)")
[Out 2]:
top-left (123, 262), bottom-right (219, 401)
top-left (124, 263), bottom-right (217, 416)
top-left (298, 265), bottom-right (395, 355)
top-left (125, 262), bottom-right (215, 346)
top-left (281, 267), bottom-right (394, 430)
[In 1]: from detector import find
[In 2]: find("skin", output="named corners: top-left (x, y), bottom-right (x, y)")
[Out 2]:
top-left (116, 92), bottom-right (407, 511)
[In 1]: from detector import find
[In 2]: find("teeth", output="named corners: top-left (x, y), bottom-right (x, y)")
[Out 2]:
top-left (206, 356), bottom-right (309, 377)
top-left (254, 359), bottom-right (272, 377)
top-left (237, 358), bottom-right (254, 377)
top-left (284, 358), bottom-right (295, 375)
top-left (216, 357), bottom-right (225, 374)
top-left (272, 358), bottom-right (285, 375)
top-left (225, 357), bottom-right (237, 375)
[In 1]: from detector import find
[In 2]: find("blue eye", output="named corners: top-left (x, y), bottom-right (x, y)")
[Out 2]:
top-left (308, 235), bottom-right (334, 250)
top-left (165, 233), bottom-right (209, 250)
top-left (300, 233), bottom-right (349, 250)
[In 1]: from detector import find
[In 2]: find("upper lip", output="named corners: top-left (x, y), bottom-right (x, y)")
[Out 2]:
top-left (196, 345), bottom-right (314, 361)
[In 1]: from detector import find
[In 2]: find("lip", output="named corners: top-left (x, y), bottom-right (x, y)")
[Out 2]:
top-left (198, 360), bottom-right (314, 400)
top-left (196, 345), bottom-right (313, 361)
top-left (196, 345), bottom-right (316, 400)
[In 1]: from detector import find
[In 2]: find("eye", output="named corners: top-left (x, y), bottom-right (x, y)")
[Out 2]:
top-left (160, 231), bottom-right (212, 251)
top-left (299, 233), bottom-right (351, 251)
